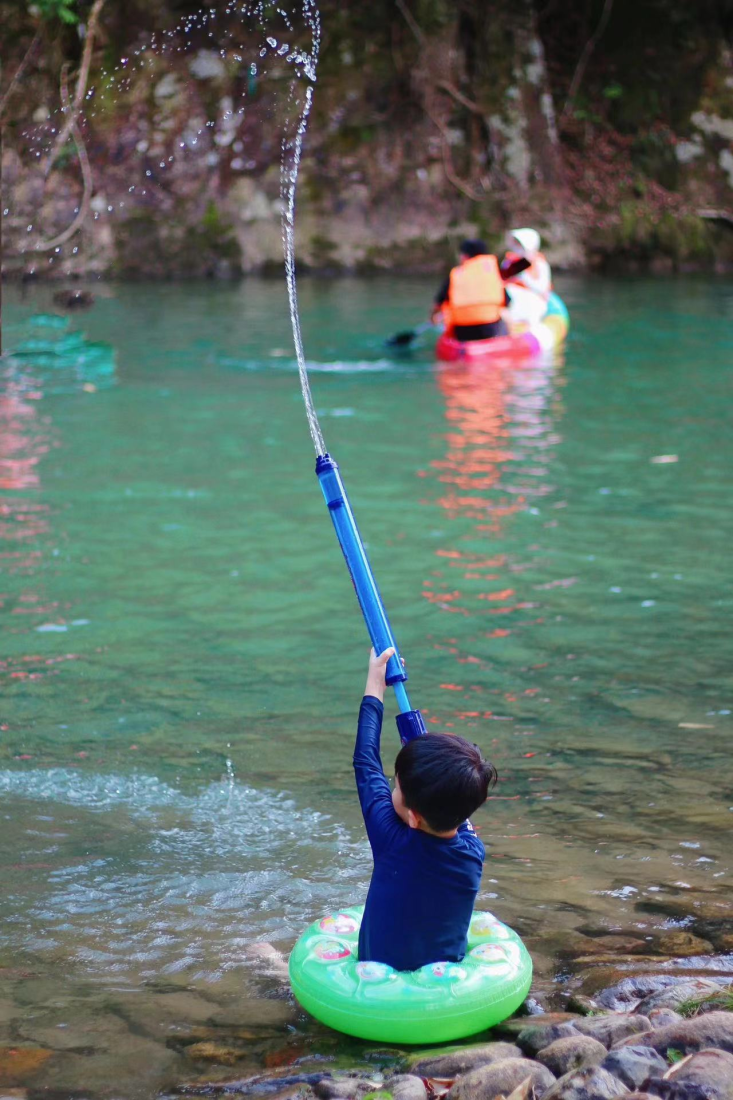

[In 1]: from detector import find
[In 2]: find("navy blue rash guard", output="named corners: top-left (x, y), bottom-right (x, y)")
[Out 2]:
top-left (354, 695), bottom-right (485, 972)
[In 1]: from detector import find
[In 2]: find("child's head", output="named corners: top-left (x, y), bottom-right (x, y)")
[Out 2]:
top-left (392, 733), bottom-right (497, 835)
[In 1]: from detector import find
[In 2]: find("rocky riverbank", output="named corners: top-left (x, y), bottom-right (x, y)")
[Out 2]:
top-left (165, 996), bottom-right (733, 1100)
top-left (4, 3), bottom-right (733, 279)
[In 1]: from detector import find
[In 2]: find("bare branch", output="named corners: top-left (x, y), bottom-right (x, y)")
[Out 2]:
top-left (43, 0), bottom-right (106, 177)
top-left (436, 79), bottom-right (483, 117)
top-left (561, 0), bottom-right (614, 121)
top-left (35, 67), bottom-right (94, 252)
top-left (0, 31), bottom-right (42, 123)
top-left (394, 0), bottom-right (425, 46)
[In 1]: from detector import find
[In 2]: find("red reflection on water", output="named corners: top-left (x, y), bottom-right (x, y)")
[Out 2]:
top-left (0, 367), bottom-right (58, 683)
top-left (420, 357), bottom-right (561, 738)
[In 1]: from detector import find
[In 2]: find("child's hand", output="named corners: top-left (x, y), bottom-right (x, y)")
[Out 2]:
top-left (364, 646), bottom-right (396, 702)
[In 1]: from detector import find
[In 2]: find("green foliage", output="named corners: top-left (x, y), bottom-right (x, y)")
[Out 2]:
top-left (667, 1049), bottom-right (685, 1064)
top-left (31, 0), bottom-right (79, 25)
top-left (676, 991), bottom-right (733, 1018)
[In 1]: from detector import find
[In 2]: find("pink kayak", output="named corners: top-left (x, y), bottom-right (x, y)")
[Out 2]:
top-left (435, 292), bottom-right (569, 363)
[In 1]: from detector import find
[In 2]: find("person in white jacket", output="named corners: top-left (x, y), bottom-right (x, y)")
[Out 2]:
top-left (501, 228), bottom-right (553, 326)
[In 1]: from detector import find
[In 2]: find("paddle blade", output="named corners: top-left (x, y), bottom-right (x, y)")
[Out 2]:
top-left (386, 329), bottom-right (419, 347)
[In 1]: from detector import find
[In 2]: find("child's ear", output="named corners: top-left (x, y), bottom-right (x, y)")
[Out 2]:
top-left (407, 808), bottom-right (421, 830)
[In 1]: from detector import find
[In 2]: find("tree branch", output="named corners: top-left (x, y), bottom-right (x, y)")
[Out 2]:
top-left (0, 31), bottom-right (42, 123)
top-left (43, 0), bottom-right (106, 177)
top-left (35, 67), bottom-right (94, 252)
top-left (394, 0), bottom-right (425, 46)
top-left (561, 0), bottom-right (614, 120)
top-left (436, 79), bottom-right (483, 117)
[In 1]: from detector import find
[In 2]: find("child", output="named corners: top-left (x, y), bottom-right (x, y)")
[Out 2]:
top-left (355, 647), bottom-right (497, 972)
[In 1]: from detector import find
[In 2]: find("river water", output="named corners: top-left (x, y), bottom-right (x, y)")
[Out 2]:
top-left (1, 276), bottom-right (731, 1096)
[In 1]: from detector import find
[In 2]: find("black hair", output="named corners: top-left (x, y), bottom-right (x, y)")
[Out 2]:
top-left (394, 734), bottom-right (497, 833)
top-left (459, 238), bottom-right (488, 259)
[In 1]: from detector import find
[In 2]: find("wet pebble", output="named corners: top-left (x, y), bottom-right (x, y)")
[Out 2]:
top-left (408, 1042), bottom-right (524, 1077)
top-left (447, 1058), bottom-right (556, 1100)
top-left (600, 1047), bottom-right (667, 1090)
top-left (574, 1015), bottom-right (652, 1049)
top-left (620, 1011), bottom-right (733, 1056)
top-left (645, 1049), bottom-right (733, 1100)
top-left (543, 1066), bottom-right (629, 1100)
top-left (537, 1035), bottom-right (608, 1077)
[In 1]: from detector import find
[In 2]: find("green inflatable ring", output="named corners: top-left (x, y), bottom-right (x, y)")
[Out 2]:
top-left (289, 906), bottom-right (532, 1044)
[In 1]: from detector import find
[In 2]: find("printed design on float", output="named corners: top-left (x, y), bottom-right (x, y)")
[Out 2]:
top-left (314, 939), bottom-right (351, 961)
top-left (319, 913), bottom-right (359, 935)
top-left (355, 961), bottom-right (394, 983)
top-left (470, 942), bottom-right (508, 963)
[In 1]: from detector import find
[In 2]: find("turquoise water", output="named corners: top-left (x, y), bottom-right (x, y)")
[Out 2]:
top-left (1, 277), bottom-right (731, 1096)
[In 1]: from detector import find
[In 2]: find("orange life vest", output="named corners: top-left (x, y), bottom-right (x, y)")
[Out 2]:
top-left (504, 249), bottom-right (552, 298)
top-left (445, 255), bottom-right (504, 327)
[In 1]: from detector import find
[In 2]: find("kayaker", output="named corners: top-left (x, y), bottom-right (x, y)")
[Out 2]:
top-left (432, 239), bottom-right (509, 342)
top-left (501, 228), bottom-right (552, 299)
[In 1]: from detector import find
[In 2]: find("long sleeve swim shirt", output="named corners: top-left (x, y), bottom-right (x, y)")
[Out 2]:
top-left (354, 695), bottom-right (485, 972)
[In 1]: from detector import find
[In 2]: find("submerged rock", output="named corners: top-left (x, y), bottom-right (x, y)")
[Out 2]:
top-left (52, 289), bottom-right (95, 310)
top-left (447, 1057), bottom-right (556, 1100)
top-left (600, 1047), bottom-right (667, 1090)
top-left (574, 1016), bottom-right (652, 1049)
top-left (543, 1066), bottom-right (629, 1100)
top-left (408, 1043), bottom-right (523, 1077)
top-left (645, 1049), bottom-right (733, 1100)
top-left (537, 1036), bottom-right (607, 1077)
top-left (0, 1045), bottom-right (53, 1086)
top-left (622, 1011), bottom-right (733, 1056)
top-left (655, 933), bottom-right (715, 958)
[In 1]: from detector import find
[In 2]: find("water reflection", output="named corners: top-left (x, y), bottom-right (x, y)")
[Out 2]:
top-left (423, 355), bottom-right (563, 639)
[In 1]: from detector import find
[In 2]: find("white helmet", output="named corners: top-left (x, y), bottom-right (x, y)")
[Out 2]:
top-left (509, 227), bottom-right (541, 258)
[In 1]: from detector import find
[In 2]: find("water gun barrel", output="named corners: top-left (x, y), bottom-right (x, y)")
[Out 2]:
top-left (315, 453), bottom-right (426, 743)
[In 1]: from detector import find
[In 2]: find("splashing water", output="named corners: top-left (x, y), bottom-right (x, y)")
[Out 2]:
top-left (278, 0), bottom-right (325, 455)
top-left (9, 0), bottom-right (326, 451)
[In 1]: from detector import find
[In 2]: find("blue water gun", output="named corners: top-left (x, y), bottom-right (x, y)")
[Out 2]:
top-left (316, 453), bottom-right (426, 744)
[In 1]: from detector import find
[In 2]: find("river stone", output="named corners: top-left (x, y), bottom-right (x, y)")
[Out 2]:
top-left (409, 1043), bottom-right (523, 1076)
top-left (621, 1012), bottom-right (733, 1056)
top-left (598, 979), bottom-right (683, 1012)
top-left (647, 1010), bottom-right (683, 1029)
top-left (645, 1049), bottom-right (733, 1100)
top-left (655, 933), bottom-right (714, 958)
top-left (543, 1066), bottom-right (629, 1100)
top-left (600, 1047), bottom-right (667, 1090)
top-left (314, 1078), bottom-right (380, 1100)
top-left (496, 1013), bottom-right (581, 1037)
top-left (389, 1075), bottom-right (428, 1100)
top-left (517, 1023), bottom-right (580, 1056)
top-left (574, 1016), bottom-right (651, 1049)
top-left (635, 980), bottom-right (727, 1016)
top-left (568, 996), bottom-right (602, 1017)
top-left (537, 1036), bottom-right (607, 1077)
top-left (447, 1057), bottom-right (556, 1100)
top-left (587, 938), bottom-right (649, 956)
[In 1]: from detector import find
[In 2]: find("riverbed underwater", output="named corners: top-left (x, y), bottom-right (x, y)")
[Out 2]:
top-left (1, 275), bottom-right (732, 1096)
